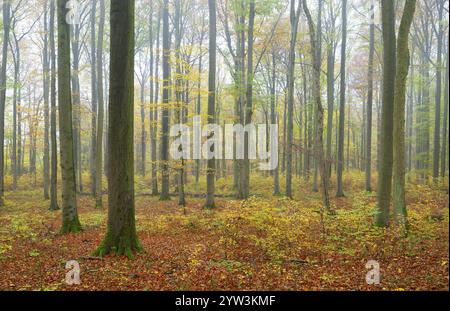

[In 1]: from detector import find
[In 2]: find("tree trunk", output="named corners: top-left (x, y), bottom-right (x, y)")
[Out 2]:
top-left (393, 0), bottom-right (416, 230)
top-left (90, 0), bottom-right (98, 196)
top-left (0, 0), bottom-right (11, 206)
top-left (95, 0), bottom-right (105, 208)
top-left (285, 0), bottom-right (301, 198)
top-left (205, 0), bottom-right (217, 208)
top-left (376, 0), bottom-right (396, 228)
top-left (57, 0), bottom-right (81, 233)
top-left (43, 0), bottom-right (50, 200)
top-left (303, 0), bottom-right (331, 212)
top-left (160, 0), bottom-right (171, 201)
top-left (95, 0), bottom-right (142, 258)
top-left (432, 0), bottom-right (444, 181)
top-left (440, 48), bottom-right (449, 178)
top-left (365, 0), bottom-right (375, 192)
top-left (336, 0), bottom-right (347, 197)
top-left (49, 0), bottom-right (59, 211)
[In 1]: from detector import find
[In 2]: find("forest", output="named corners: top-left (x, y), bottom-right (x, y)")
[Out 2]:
top-left (0, 0), bottom-right (448, 291)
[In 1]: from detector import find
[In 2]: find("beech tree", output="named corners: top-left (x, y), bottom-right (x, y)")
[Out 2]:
top-left (57, 0), bottom-right (81, 233)
top-left (95, 0), bottom-right (142, 258)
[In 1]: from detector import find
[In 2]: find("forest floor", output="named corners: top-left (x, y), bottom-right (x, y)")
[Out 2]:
top-left (0, 173), bottom-right (448, 291)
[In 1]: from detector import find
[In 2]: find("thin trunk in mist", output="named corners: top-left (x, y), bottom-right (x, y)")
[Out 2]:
top-left (0, 0), bottom-right (11, 206)
top-left (160, 0), bottom-right (171, 201)
top-left (365, 0), bottom-right (375, 192)
top-left (205, 0), bottom-right (217, 208)
top-left (285, 0), bottom-right (302, 198)
top-left (95, 0), bottom-right (105, 208)
top-left (49, 0), bottom-right (59, 211)
top-left (336, 0), bottom-right (347, 198)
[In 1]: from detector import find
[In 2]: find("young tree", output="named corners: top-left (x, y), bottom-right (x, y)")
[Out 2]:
top-left (57, 0), bottom-right (81, 233)
top-left (365, 0), bottom-right (375, 192)
top-left (43, 0), bottom-right (50, 200)
top-left (205, 0), bottom-right (217, 208)
top-left (376, 0), bottom-right (396, 228)
top-left (49, 0), bottom-right (59, 211)
top-left (95, 0), bottom-right (142, 258)
top-left (393, 0), bottom-right (416, 230)
top-left (285, 0), bottom-right (302, 198)
top-left (95, 0), bottom-right (105, 208)
top-left (159, 0), bottom-right (171, 201)
top-left (0, 0), bottom-right (11, 207)
top-left (432, 0), bottom-right (445, 181)
top-left (302, 0), bottom-right (331, 212)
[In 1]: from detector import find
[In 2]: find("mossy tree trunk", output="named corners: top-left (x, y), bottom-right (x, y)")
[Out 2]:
top-left (376, 0), bottom-right (396, 228)
top-left (95, 0), bottom-right (142, 258)
top-left (57, 0), bottom-right (81, 233)
top-left (393, 0), bottom-right (416, 230)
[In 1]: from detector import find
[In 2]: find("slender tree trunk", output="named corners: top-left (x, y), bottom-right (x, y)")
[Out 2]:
top-left (95, 0), bottom-right (105, 208)
top-left (326, 44), bottom-right (335, 179)
top-left (95, 0), bottom-right (142, 258)
top-left (433, 0), bottom-right (444, 181)
top-left (285, 0), bottom-right (301, 198)
top-left (271, 51), bottom-right (280, 195)
top-left (365, 0), bottom-right (375, 192)
top-left (90, 0), bottom-right (98, 196)
top-left (376, 0), bottom-right (396, 228)
top-left (43, 0), bottom-right (50, 200)
top-left (336, 0), bottom-right (347, 197)
top-left (50, 0), bottom-right (59, 211)
top-left (57, 0), bottom-right (81, 233)
top-left (239, 0), bottom-right (255, 200)
top-left (440, 48), bottom-right (449, 178)
top-left (303, 0), bottom-right (331, 212)
top-left (0, 0), bottom-right (11, 206)
top-left (205, 0), bottom-right (217, 208)
top-left (150, 7), bottom-right (161, 196)
top-left (160, 0), bottom-right (171, 201)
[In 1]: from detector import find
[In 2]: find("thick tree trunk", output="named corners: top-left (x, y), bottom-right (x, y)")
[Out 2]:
top-left (393, 0), bottom-right (416, 230)
top-left (95, 0), bottom-right (142, 258)
top-left (376, 0), bottom-right (396, 228)
top-left (57, 0), bottom-right (81, 233)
